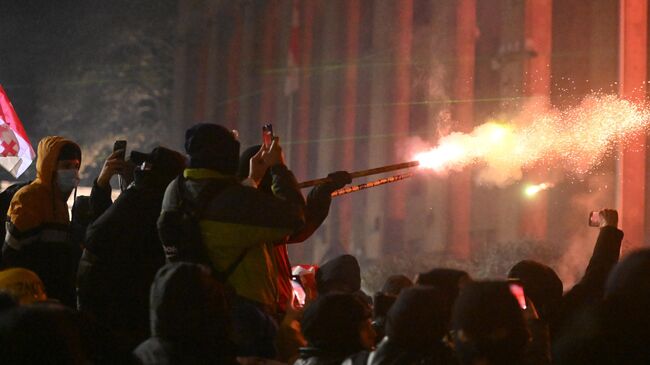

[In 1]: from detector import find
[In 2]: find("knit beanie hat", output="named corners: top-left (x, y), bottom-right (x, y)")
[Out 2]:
top-left (184, 123), bottom-right (240, 175)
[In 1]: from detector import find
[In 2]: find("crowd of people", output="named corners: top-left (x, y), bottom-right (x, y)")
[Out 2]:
top-left (0, 122), bottom-right (646, 364)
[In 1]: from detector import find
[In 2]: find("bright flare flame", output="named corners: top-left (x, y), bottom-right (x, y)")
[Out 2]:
top-left (413, 95), bottom-right (650, 186)
top-left (524, 183), bottom-right (553, 197)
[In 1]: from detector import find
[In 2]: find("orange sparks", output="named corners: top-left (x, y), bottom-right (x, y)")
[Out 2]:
top-left (413, 95), bottom-right (650, 186)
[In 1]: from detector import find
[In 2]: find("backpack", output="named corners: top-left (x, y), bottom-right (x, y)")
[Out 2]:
top-left (165, 175), bottom-right (249, 283)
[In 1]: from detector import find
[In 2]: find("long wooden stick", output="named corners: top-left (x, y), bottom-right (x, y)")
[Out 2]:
top-left (331, 172), bottom-right (414, 197)
top-left (298, 160), bottom-right (419, 188)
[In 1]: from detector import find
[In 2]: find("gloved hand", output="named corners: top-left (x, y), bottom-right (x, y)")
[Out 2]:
top-left (323, 171), bottom-right (352, 192)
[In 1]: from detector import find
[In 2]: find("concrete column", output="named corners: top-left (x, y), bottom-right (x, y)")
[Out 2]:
top-left (618, 0), bottom-right (648, 248)
top-left (448, 0), bottom-right (476, 259)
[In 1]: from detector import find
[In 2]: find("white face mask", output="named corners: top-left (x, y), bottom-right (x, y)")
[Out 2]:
top-left (56, 169), bottom-right (80, 191)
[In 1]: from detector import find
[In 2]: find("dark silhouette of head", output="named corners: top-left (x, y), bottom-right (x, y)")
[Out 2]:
top-left (452, 281), bottom-right (529, 365)
top-left (184, 123), bottom-right (240, 175)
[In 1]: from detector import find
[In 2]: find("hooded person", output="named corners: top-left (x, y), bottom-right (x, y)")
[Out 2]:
top-left (2, 136), bottom-right (82, 307)
top-left (296, 293), bottom-right (375, 365)
top-left (508, 260), bottom-right (563, 335)
top-left (551, 249), bottom-right (650, 365)
top-left (555, 209), bottom-right (623, 333)
top-left (316, 255), bottom-right (362, 294)
top-left (451, 281), bottom-right (530, 365)
top-left (157, 123), bottom-right (306, 358)
top-left (77, 146), bottom-right (186, 350)
top-left (415, 268), bottom-right (470, 331)
top-left (365, 287), bottom-right (456, 365)
top-left (134, 263), bottom-right (237, 365)
top-left (601, 249), bottom-right (650, 363)
top-left (0, 303), bottom-right (88, 364)
top-left (0, 299), bottom-right (138, 365)
top-left (237, 144), bottom-right (351, 314)
top-left (371, 275), bottom-right (414, 344)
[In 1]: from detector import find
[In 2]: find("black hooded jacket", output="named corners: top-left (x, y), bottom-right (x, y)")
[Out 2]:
top-left (134, 263), bottom-right (237, 365)
top-left (296, 293), bottom-right (372, 365)
top-left (556, 226), bottom-right (623, 332)
top-left (365, 287), bottom-right (457, 365)
top-left (77, 147), bottom-right (185, 348)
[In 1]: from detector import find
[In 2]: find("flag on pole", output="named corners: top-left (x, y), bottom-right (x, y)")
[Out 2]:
top-left (284, 0), bottom-right (300, 96)
top-left (0, 85), bottom-right (35, 178)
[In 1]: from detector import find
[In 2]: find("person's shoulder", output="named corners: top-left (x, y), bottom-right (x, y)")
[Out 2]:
top-left (9, 182), bottom-right (48, 209)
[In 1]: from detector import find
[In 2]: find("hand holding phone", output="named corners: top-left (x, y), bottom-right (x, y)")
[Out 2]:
top-left (589, 209), bottom-right (618, 228)
top-left (290, 277), bottom-right (306, 307)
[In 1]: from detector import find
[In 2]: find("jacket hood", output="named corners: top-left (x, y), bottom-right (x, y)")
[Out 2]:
top-left (415, 268), bottom-right (470, 327)
top-left (603, 249), bottom-right (650, 345)
top-left (316, 255), bottom-right (361, 294)
top-left (385, 287), bottom-right (447, 350)
top-left (35, 136), bottom-right (81, 186)
top-left (300, 293), bottom-right (371, 355)
top-left (149, 263), bottom-right (230, 344)
top-left (451, 281), bottom-right (529, 365)
top-left (508, 260), bottom-right (563, 322)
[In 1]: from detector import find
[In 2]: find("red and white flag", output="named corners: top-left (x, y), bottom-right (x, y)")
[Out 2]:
top-left (0, 85), bottom-right (35, 178)
top-left (284, 0), bottom-right (300, 96)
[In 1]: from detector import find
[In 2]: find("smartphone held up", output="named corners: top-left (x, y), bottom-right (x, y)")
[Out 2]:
top-left (113, 140), bottom-right (127, 191)
top-left (113, 140), bottom-right (127, 160)
top-left (262, 123), bottom-right (274, 149)
top-left (588, 211), bottom-right (600, 227)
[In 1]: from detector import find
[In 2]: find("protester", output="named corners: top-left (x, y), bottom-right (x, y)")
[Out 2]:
top-left (77, 146), bottom-right (185, 350)
top-left (2, 137), bottom-right (82, 307)
top-left (295, 293), bottom-right (375, 365)
top-left (507, 260), bottom-right (563, 336)
top-left (371, 275), bottom-right (413, 344)
top-left (554, 248), bottom-right (650, 365)
top-left (238, 144), bottom-right (351, 314)
top-left (555, 209), bottom-right (623, 332)
top-left (601, 248), bottom-right (650, 363)
top-left (0, 303), bottom-right (87, 364)
top-left (452, 281), bottom-right (530, 365)
top-left (415, 268), bottom-right (470, 332)
top-left (359, 286), bottom-right (456, 365)
top-left (134, 262), bottom-right (237, 364)
top-left (316, 254), bottom-right (368, 299)
top-left (157, 123), bottom-right (305, 358)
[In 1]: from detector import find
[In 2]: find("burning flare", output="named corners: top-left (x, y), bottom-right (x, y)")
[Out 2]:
top-left (414, 95), bottom-right (650, 186)
top-left (524, 183), bottom-right (553, 197)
